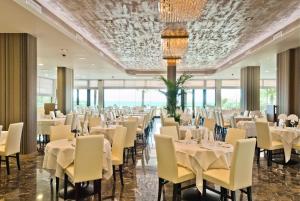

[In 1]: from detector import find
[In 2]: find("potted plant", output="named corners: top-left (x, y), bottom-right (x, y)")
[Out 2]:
top-left (159, 73), bottom-right (192, 122)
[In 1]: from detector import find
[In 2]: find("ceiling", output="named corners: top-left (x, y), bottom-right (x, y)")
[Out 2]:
top-left (35, 0), bottom-right (300, 73)
top-left (1, 0), bottom-right (300, 80)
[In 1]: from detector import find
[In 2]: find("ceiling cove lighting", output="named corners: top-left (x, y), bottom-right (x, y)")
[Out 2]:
top-left (159, 0), bottom-right (207, 22)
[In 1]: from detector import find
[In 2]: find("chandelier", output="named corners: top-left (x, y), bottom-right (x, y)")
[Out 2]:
top-left (159, 0), bottom-right (207, 22)
top-left (161, 28), bottom-right (189, 60)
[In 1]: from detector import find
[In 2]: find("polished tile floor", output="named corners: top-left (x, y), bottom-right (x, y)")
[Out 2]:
top-left (1, 119), bottom-right (300, 201)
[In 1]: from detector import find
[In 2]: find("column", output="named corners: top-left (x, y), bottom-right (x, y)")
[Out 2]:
top-left (57, 67), bottom-right (74, 114)
top-left (277, 47), bottom-right (300, 115)
top-left (215, 80), bottom-right (222, 108)
top-left (98, 80), bottom-right (104, 109)
top-left (240, 66), bottom-right (260, 111)
top-left (0, 33), bottom-right (37, 154)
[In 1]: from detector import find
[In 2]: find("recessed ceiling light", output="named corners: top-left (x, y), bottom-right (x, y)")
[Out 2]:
top-left (38, 63), bottom-right (44, 66)
top-left (79, 57), bottom-right (86, 60)
top-left (91, 63), bottom-right (95, 66)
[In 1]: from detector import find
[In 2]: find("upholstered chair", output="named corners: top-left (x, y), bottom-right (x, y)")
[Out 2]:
top-left (122, 120), bottom-right (138, 163)
top-left (64, 114), bottom-right (73, 125)
top-left (203, 118), bottom-right (216, 133)
top-left (203, 138), bottom-right (256, 201)
top-left (160, 126), bottom-right (179, 140)
top-left (112, 126), bottom-right (127, 185)
top-left (64, 135), bottom-right (103, 200)
top-left (88, 116), bottom-right (101, 129)
top-left (155, 135), bottom-right (195, 201)
top-left (163, 122), bottom-right (180, 139)
top-left (225, 128), bottom-right (246, 146)
top-left (255, 122), bottom-right (283, 166)
top-left (50, 125), bottom-right (72, 142)
top-left (0, 122), bottom-right (23, 175)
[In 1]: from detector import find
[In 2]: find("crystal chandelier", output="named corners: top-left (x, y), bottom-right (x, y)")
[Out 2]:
top-left (159, 0), bottom-right (207, 22)
top-left (162, 28), bottom-right (189, 60)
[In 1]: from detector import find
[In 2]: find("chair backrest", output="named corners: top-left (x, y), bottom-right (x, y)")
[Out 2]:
top-left (0, 125), bottom-right (2, 134)
top-left (50, 125), bottom-right (72, 141)
top-left (243, 110), bottom-right (249, 117)
top-left (71, 114), bottom-right (79, 130)
top-left (225, 128), bottom-right (246, 146)
top-left (122, 120), bottom-right (138, 148)
top-left (49, 111), bottom-right (56, 119)
top-left (160, 126), bottom-right (178, 140)
top-left (154, 135), bottom-right (178, 182)
top-left (89, 116), bottom-right (101, 128)
top-left (164, 117), bottom-right (175, 125)
top-left (112, 126), bottom-right (127, 162)
top-left (230, 116), bottom-right (236, 128)
top-left (65, 114), bottom-right (73, 125)
top-left (163, 121), bottom-right (180, 138)
top-left (73, 135), bottom-right (103, 183)
top-left (204, 118), bottom-right (215, 132)
top-left (5, 123), bottom-right (24, 155)
top-left (230, 138), bottom-right (256, 190)
top-left (127, 116), bottom-right (139, 123)
top-left (255, 121), bottom-right (272, 149)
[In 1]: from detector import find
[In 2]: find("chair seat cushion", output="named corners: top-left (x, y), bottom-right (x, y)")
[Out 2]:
top-left (203, 169), bottom-right (231, 190)
top-left (136, 127), bottom-right (143, 134)
top-left (112, 155), bottom-right (122, 165)
top-left (0, 145), bottom-right (5, 155)
top-left (173, 166), bottom-right (195, 184)
top-left (65, 164), bottom-right (75, 180)
top-left (270, 140), bottom-right (284, 150)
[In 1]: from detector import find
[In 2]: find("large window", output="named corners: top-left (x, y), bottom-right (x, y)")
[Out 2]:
top-left (78, 89), bottom-right (88, 106)
top-left (260, 80), bottom-right (276, 111)
top-left (90, 89), bottom-right (98, 107)
top-left (206, 89), bottom-right (215, 107)
top-left (195, 89), bottom-right (204, 108)
top-left (37, 77), bottom-right (55, 107)
top-left (186, 89), bottom-right (193, 110)
top-left (144, 89), bottom-right (166, 107)
top-left (221, 89), bottom-right (240, 109)
top-left (104, 89), bottom-right (142, 107)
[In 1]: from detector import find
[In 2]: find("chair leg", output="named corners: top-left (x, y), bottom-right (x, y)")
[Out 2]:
top-left (267, 150), bottom-right (272, 167)
top-left (119, 165), bottom-right (124, 186)
top-left (5, 156), bottom-right (10, 175)
top-left (64, 174), bottom-right (68, 199)
top-left (16, 153), bottom-right (20, 170)
top-left (56, 177), bottom-right (59, 193)
top-left (75, 183), bottom-right (80, 201)
top-left (131, 147), bottom-right (135, 164)
top-left (203, 180), bottom-right (207, 197)
top-left (172, 183), bottom-right (180, 201)
top-left (256, 148), bottom-right (260, 165)
top-left (158, 178), bottom-right (164, 201)
top-left (231, 191), bottom-right (236, 201)
top-left (113, 166), bottom-right (116, 181)
top-left (246, 187), bottom-right (252, 201)
top-left (134, 140), bottom-right (137, 155)
top-left (224, 188), bottom-right (228, 201)
top-left (99, 179), bottom-right (102, 201)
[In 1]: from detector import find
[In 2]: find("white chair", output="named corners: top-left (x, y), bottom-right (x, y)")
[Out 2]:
top-left (88, 116), bottom-right (101, 129)
top-left (155, 135), bottom-right (195, 201)
top-left (255, 122), bottom-right (283, 166)
top-left (225, 128), bottom-right (246, 146)
top-left (64, 114), bottom-right (73, 125)
top-left (64, 135), bottom-right (103, 200)
top-left (203, 138), bottom-right (256, 201)
top-left (160, 126), bottom-right (178, 140)
top-left (122, 120), bottom-right (138, 163)
top-left (163, 121), bottom-right (180, 139)
top-left (0, 123), bottom-right (23, 175)
top-left (112, 126), bottom-right (127, 186)
top-left (243, 110), bottom-right (249, 117)
top-left (204, 118), bottom-right (215, 133)
top-left (49, 111), bottom-right (56, 119)
top-left (50, 125), bottom-right (72, 142)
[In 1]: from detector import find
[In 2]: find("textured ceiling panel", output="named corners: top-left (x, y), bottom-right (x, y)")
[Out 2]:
top-left (37, 0), bottom-right (300, 71)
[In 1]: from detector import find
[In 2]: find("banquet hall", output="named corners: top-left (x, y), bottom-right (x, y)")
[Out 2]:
top-left (1, 0), bottom-right (300, 201)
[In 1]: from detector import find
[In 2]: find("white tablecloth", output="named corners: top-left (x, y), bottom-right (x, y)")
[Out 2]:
top-left (270, 127), bottom-right (300, 162)
top-left (175, 140), bottom-right (233, 192)
top-left (90, 126), bottom-right (117, 143)
top-left (43, 138), bottom-right (112, 180)
top-left (237, 121), bottom-right (257, 137)
top-left (179, 126), bottom-right (208, 140)
top-left (37, 118), bottom-right (65, 135)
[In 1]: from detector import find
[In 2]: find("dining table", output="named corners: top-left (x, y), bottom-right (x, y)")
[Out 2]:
top-left (90, 125), bottom-right (118, 143)
top-left (42, 138), bottom-right (112, 180)
top-left (174, 140), bottom-right (233, 192)
top-left (270, 127), bottom-right (300, 162)
top-left (179, 126), bottom-right (209, 140)
top-left (37, 118), bottom-right (66, 136)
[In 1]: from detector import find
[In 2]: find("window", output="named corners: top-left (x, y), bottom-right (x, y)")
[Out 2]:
top-left (186, 89), bottom-right (193, 110)
top-left (195, 89), bottom-right (204, 108)
top-left (104, 89), bottom-right (142, 107)
top-left (206, 89), bottom-right (215, 107)
top-left (144, 89), bottom-right (166, 107)
top-left (221, 89), bottom-right (240, 109)
top-left (78, 89), bottom-right (88, 106)
top-left (260, 88), bottom-right (276, 111)
top-left (90, 89), bottom-right (98, 107)
top-left (37, 77), bottom-right (54, 107)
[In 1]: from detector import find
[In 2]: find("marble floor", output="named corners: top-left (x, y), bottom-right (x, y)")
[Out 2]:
top-left (1, 120), bottom-right (300, 201)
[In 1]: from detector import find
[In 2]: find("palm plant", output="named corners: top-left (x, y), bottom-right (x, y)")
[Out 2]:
top-left (159, 73), bottom-right (192, 119)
